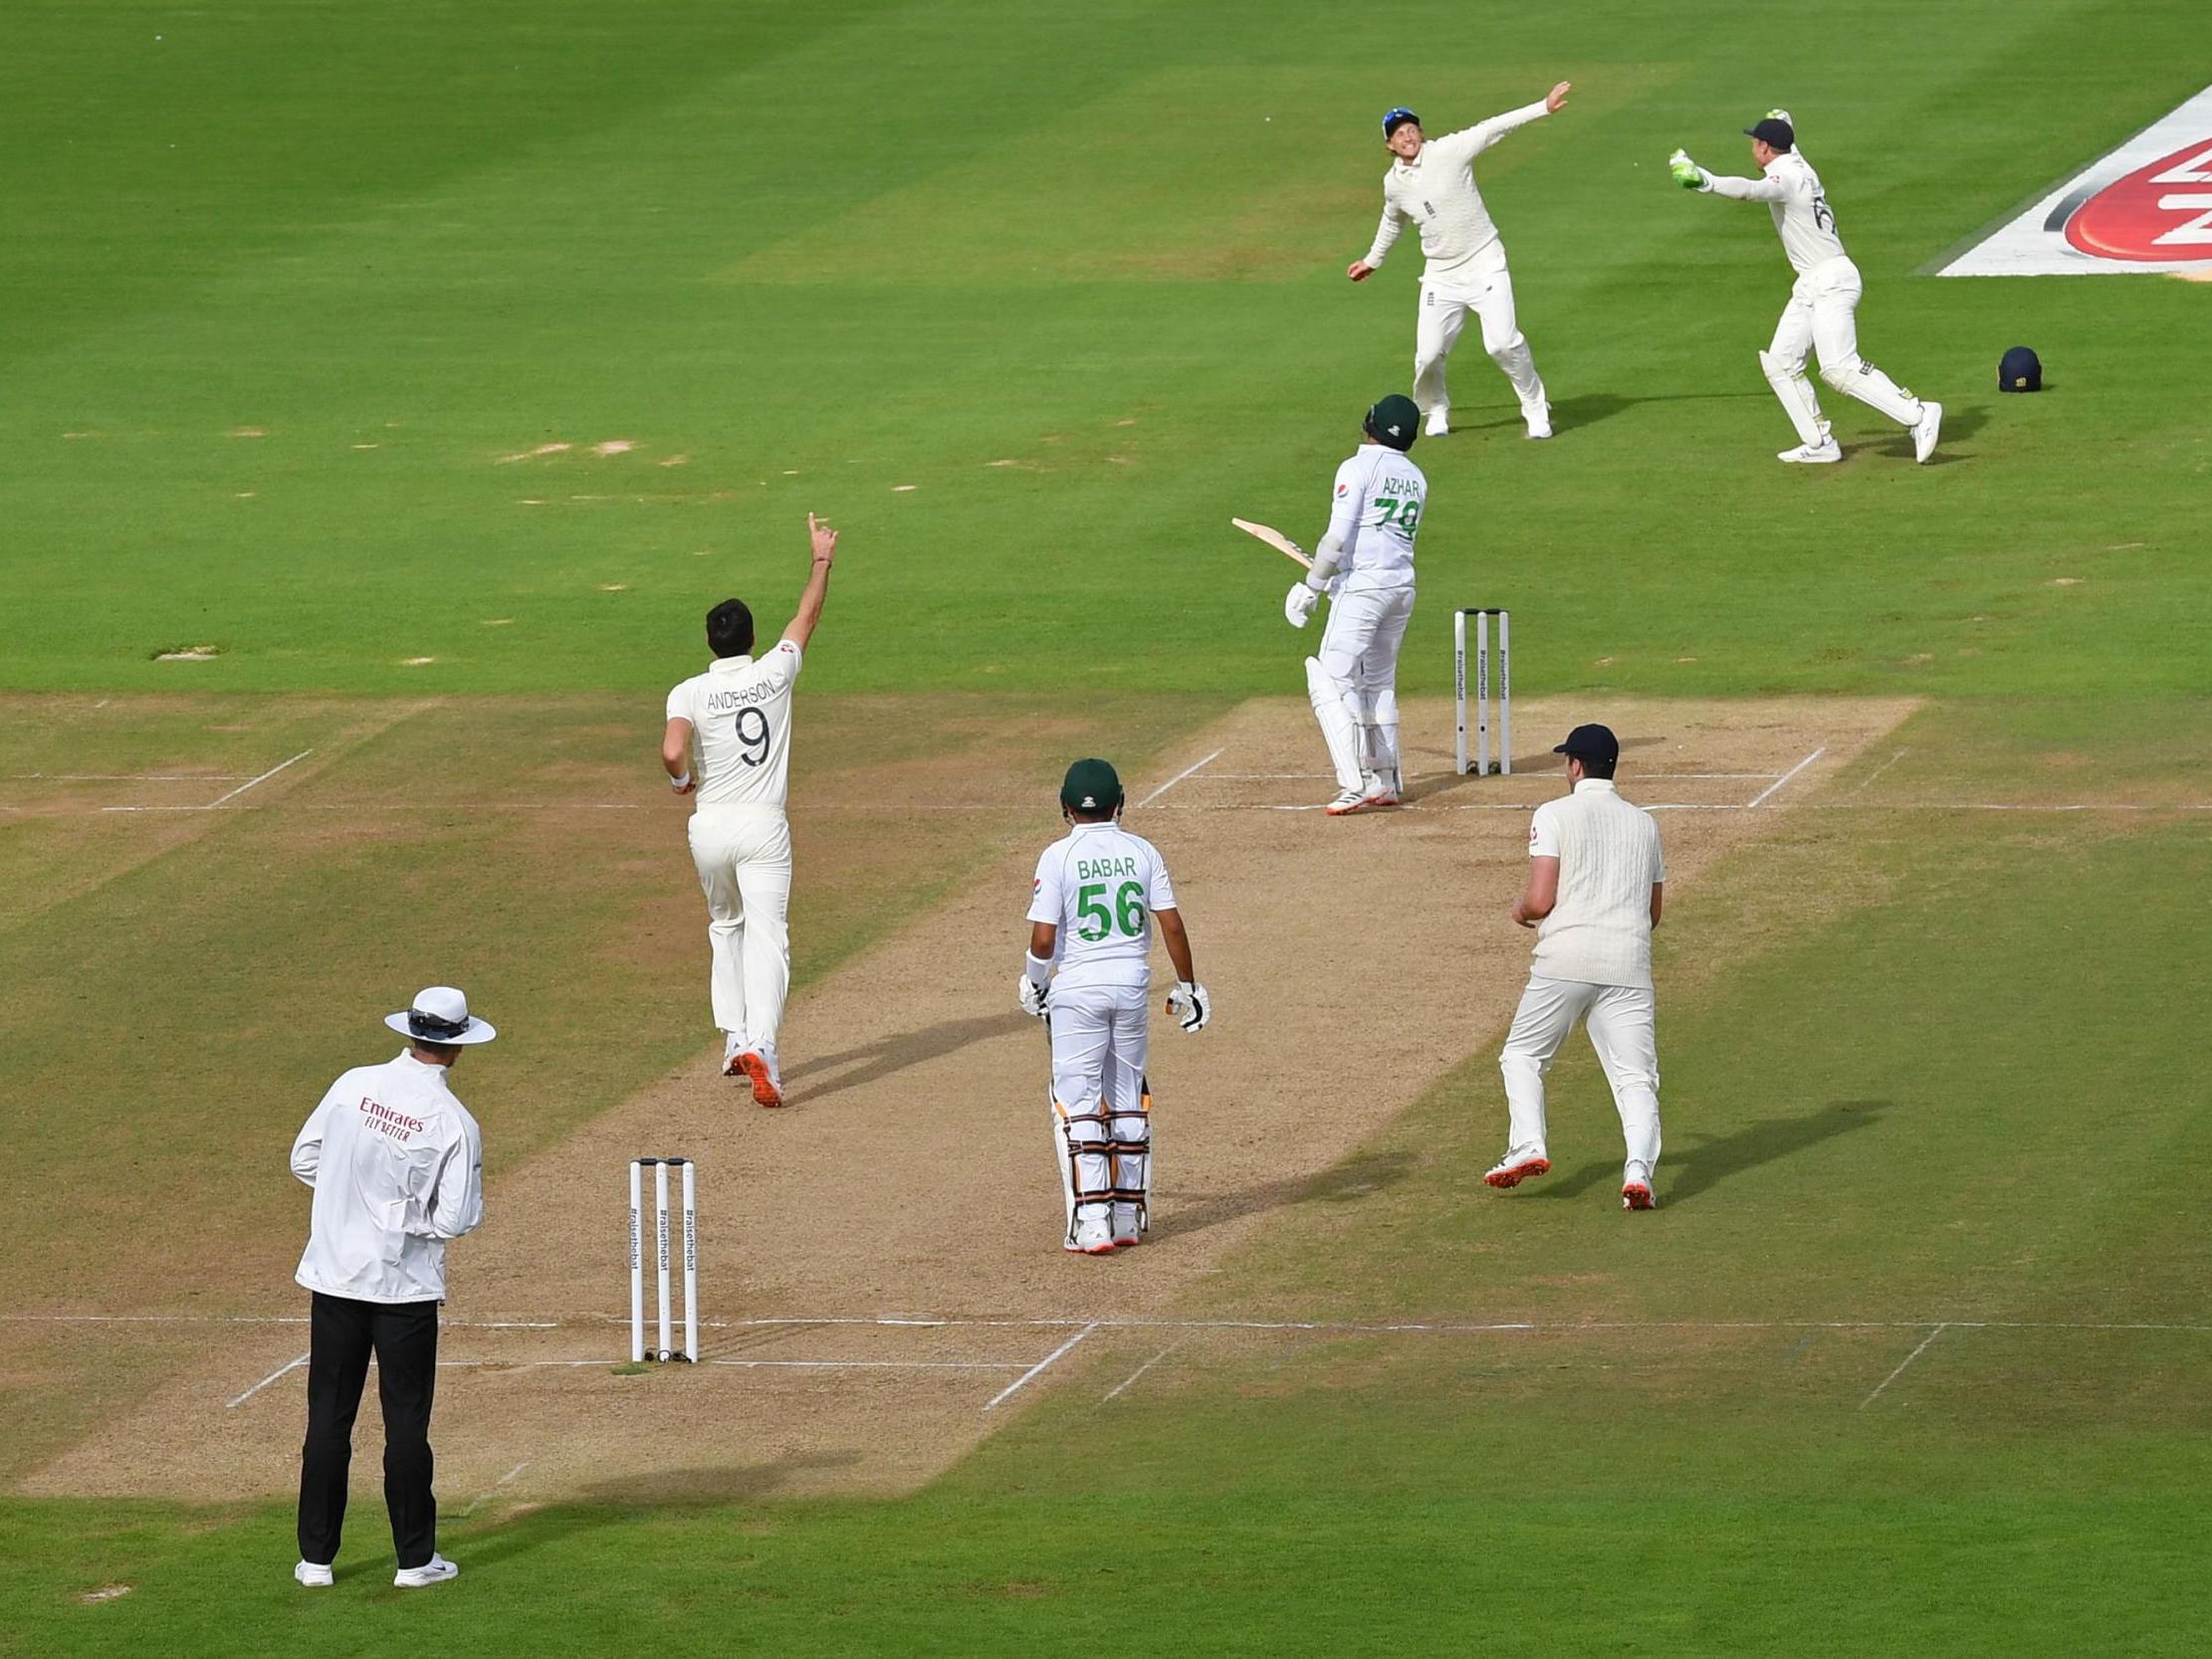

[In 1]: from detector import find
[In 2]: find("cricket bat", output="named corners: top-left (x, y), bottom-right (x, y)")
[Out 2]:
top-left (1230, 517), bottom-right (1312, 570)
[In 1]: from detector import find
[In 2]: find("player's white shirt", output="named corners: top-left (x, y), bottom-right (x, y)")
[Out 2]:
top-left (1364, 102), bottom-right (1552, 288)
top-left (1324, 445), bottom-right (1426, 591)
top-left (1528, 779), bottom-right (1666, 989)
top-left (1026, 821), bottom-right (1178, 992)
top-left (666, 641), bottom-right (803, 809)
top-left (1705, 150), bottom-right (1847, 275)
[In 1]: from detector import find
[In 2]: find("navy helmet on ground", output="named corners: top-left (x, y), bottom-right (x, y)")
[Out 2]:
top-left (1998, 345), bottom-right (2043, 392)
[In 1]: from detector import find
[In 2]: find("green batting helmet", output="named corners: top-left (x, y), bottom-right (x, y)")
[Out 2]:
top-left (1060, 758), bottom-right (1124, 814)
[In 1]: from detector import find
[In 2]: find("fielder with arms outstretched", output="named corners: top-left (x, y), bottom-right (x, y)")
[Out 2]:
top-left (1348, 83), bottom-right (1571, 439)
top-left (1669, 112), bottom-right (1942, 465)
top-left (1484, 725), bottom-right (1667, 1210)
top-left (1018, 758), bottom-right (1209, 1255)
top-left (661, 514), bottom-right (837, 1106)
top-left (1284, 394), bottom-right (1426, 815)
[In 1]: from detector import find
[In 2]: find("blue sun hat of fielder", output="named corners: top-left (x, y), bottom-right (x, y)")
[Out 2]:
top-left (1383, 106), bottom-right (1420, 138)
top-left (1060, 758), bottom-right (1124, 814)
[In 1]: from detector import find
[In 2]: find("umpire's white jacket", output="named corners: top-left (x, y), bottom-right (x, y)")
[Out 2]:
top-left (291, 1051), bottom-right (485, 1304)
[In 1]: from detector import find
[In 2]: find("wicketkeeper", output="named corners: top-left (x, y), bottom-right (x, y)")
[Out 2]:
top-left (1669, 112), bottom-right (1942, 465)
top-left (1018, 759), bottom-right (1209, 1255)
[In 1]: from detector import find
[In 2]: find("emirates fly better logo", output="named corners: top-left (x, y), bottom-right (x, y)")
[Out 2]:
top-left (1937, 86), bottom-right (2212, 277)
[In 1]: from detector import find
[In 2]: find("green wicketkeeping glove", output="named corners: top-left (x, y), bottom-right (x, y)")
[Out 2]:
top-left (1765, 107), bottom-right (1793, 126)
top-left (1667, 148), bottom-right (1707, 190)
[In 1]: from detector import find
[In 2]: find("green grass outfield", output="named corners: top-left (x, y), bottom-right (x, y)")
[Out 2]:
top-left (3, 0), bottom-right (2209, 1651)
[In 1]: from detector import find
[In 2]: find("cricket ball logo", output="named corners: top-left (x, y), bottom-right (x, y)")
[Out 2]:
top-left (2061, 139), bottom-right (2212, 261)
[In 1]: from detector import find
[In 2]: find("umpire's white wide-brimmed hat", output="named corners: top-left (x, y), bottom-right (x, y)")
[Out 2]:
top-left (385, 985), bottom-right (498, 1045)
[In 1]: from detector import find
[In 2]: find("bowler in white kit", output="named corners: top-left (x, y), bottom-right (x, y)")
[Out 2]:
top-left (1670, 112), bottom-right (1942, 465)
top-left (1484, 725), bottom-right (1667, 1210)
top-left (1284, 394), bottom-right (1427, 815)
top-left (1348, 83), bottom-right (1572, 439)
top-left (661, 514), bottom-right (838, 1107)
top-left (1018, 758), bottom-right (1210, 1255)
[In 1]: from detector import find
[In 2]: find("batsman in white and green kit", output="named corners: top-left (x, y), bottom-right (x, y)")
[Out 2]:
top-left (1018, 759), bottom-right (1210, 1255)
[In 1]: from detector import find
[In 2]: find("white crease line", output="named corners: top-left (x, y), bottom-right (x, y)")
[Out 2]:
top-left (1854, 748), bottom-right (1908, 793)
top-left (226, 1351), bottom-right (309, 1409)
top-left (430, 1358), bottom-right (1029, 1372)
top-left (1102, 1340), bottom-right (1183, 1402)
top-left (561, 1313), bottom-right (2212, 1336)
top-left (1860, 1323), bottom-right (1948, 1409)
top-left (462, 1460), bottom-right (532, 1517)
top-left (4, 772), bottom-right (260, 782)
top-left (1747, 746), bottom-right (1827, 807)
top-left (1136, 747), bottom-right (1224, 808)
top-left (985, 1323), bottom-right (1097, 1410)
top-left (0, 1314), bottom-right (554, 1329)
top-left (207, 748), bottom-right (314, 807)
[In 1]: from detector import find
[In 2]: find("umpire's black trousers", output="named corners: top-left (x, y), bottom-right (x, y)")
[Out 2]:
top-left (297, 1292), bottom-right (440, 1569)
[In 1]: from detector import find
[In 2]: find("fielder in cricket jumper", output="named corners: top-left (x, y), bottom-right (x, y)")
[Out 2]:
top-left (661, 514), bottom-right (838, 1107)
top-left (1018, 759), bottom-right (1209, 1255)
top-left (1284, 394), bottom-right (1427, 815)
top-left (1670, 112), bottom-right (1942, 465)
top-left (1348, 83), bottom-right (1572, 439)
top-left (1484, 724), bottom-right (1666, 1210)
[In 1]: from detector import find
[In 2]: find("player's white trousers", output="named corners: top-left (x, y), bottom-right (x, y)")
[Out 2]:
top-left (687, 804), bottom-right (792, 1047)
top-left (1047, 982), bottom-right (1151, 1231)
top-left (1497, 974), bottom-right (1660, 1168)
top-left (1312, 584), bottom-right (1414, 790)
top-left (1763, 255), bottom-right (1924, 446)
top-left (1413, 242), bottom-right (1547, 423)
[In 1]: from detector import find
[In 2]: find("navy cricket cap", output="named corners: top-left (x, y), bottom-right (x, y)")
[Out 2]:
top-left (1383, 106), bottom-right (1420, 138)
top-left (1060, 758), bottom-right (1123, 813)
top-left (1744, 115), bottom-right (1795, 150)
top-left (1998, 345), bottom-right (2043, 392)
top-left (1553, 724), bottom-right (1620, 765)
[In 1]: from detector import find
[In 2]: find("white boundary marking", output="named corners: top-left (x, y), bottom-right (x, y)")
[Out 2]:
top-left (26, 1310), bottom-right (2212, 1337)
top-left (225, 1351), bottom-right (309, 1408)
top-left (206, 749), bottom-right (314, 807)
top-left (1854, 748), bottom-right (1908, 792)
top-left (1136, 747), bottom-right (1223, 808)
top-left (984, 1322), bottom-right (1097, 1410)
top-left (1102, 1340), bottom-right (1183, 1402)
top-left (1860, 1323), bottom-right (1949, 1409)
top-left (1747, 746), bottom-right (1826, 807)
top-left (462, 1459), bottom-right (532, 1517)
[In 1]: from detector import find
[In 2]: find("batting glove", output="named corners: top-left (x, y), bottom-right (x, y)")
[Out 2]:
top-left (1017, 974), bottom-right (1049, 1020)
top-left (1764, 107), bottom-right (1793, 127)
top-left (1667, 148), bottom-right (1710, 191)
top-left (1284, 583), bottom-right (1319, 629)
top-left (1166, 980), bottom-right (1211, 1033)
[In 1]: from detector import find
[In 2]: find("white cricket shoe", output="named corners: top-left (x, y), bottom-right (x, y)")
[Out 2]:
top-left (393, 1554), bottom-right (458, 1588)
top-left (1358, 772), bottom-right (1402, 810)
top-left (1325, 787), bottom-right (1372, 816)
top-left (1067, 1211), bottom-right (1116, 1255)
top-left (1111, 1201), bottom-right (1145, 1248)
top-left (1911, 400), bottom-right (1943, 464)
top-left (294, 1560), bottom-right (333, 1588)
top-left (722, 1032), bottom-right (746, 1077)
top-left (1483, 1144), bottom-right (1551, 1189)
top-left (1778, 439), bottom-right (1843, 464)
top-left (736, 1042), bottom-right (782, 1108)
top-left (1622, 1160), bottom-right (1657, 1211)
top-left (1425, 409), bottom-right (1450, 437)
top-left (1524, 404), bottom-right (1553, 440)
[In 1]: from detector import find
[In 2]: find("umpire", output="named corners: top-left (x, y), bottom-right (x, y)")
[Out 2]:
top-left (287, 986), bottom-right (491, 1588)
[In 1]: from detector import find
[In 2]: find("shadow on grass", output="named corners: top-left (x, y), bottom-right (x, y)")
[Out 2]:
top-left (452, 1452), bottom-right (862, 1565)
top-left (1166, 1149), bottom-right (1419, 1241)
top-left (783, 1014), bottom-right (1017, 1105)
top-left (1537, 1099), bottom-right (1887, 1206)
